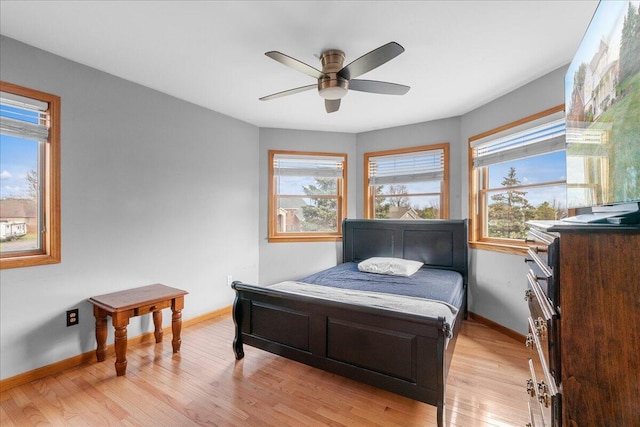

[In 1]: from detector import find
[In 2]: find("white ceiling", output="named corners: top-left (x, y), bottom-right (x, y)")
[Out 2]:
top-left (0, 1), bottom-right (599, 133)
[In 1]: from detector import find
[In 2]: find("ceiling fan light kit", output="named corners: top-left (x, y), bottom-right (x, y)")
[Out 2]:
top-left (260, 42), bottom-right (410, 113)
top-left (318, 81), bottom-right (348, 100)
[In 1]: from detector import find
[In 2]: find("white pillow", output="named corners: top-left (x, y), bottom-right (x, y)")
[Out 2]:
top-left (357, 257), bottom-right (424, 277)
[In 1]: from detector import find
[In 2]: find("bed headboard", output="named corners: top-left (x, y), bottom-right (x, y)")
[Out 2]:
top-left (342, 219), bottom-right (468, 278)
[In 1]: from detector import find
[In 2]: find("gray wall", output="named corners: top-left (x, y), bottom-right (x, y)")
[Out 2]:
top-left (0, 36), bottom-right (260, 380)
top-left (258, 128), bottom-right (357, 285)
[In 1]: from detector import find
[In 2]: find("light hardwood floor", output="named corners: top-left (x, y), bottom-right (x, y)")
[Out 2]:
top-left (0, 314), bottom-right (532, 426)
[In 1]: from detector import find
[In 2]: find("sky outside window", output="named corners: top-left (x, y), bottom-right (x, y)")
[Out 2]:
top-left (488, 151), bottom-right (567, 207)
top-left (1, 135), bottom-right (39, 199)
top-left (0, 102), bottom-right (40, 199)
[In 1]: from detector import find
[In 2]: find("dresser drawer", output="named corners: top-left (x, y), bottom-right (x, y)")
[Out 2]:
top-left (526, 316), bottom-right (560, 426)
top-left (525, 248), bottom-right (557, 308)
top-left (526, 359), bottom-right (548, 427)
top-left (525, 227), bottom-right (559, 309)
top-left (525, 271), bottom-right (560, 384)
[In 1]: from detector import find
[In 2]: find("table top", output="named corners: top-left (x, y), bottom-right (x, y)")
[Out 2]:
top-left (89, 284), bottom-right (188, 312)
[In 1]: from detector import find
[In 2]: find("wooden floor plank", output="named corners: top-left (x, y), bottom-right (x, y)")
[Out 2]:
top-left (0, 315), bottom-right (532, 426)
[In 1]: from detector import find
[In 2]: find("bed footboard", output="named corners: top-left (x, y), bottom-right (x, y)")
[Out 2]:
top-left (231, 281), bottom-right (462, 427)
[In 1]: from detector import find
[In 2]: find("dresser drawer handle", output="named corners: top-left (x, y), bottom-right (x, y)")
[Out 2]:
top-left (526, 378), bottom-right (535, 397)
top-left (523, 259), bottom-right (550, 280)
top-left (537, 381), bottom-right (549, 396)
top-left (525, 289), bottom-right (533, 301)
top-left (537, 386), bottom-right (551, 408)
top-left (525, 333), bottom-right (534, 348)
top-left (534, 317), bottom-right (547, 337)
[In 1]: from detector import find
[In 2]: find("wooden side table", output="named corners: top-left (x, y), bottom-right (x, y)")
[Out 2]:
top-left (89, 284), bottom-right (188, 376)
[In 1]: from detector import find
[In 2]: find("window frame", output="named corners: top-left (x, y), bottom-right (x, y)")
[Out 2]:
top-left (363, 143), bottom-right (450, 220)
top-left (268, 149), bottom-right (347, 243)
top-left (0, 81), bottom-right (61, 269)
top-left (468, 104), bottom-right (565, 255)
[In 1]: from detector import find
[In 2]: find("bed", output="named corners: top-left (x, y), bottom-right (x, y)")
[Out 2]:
top-left (231, 219), bottom-right (468, 427)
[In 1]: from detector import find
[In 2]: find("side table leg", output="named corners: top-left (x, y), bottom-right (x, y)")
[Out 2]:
top-left (153, 310), bottom-right (163, 343)
top-left (94, 307), bottom-right (108, 362)
top-left (113, 314), bottom-right (129, 376)
top-left (171, 308), bottom-right (183, 353)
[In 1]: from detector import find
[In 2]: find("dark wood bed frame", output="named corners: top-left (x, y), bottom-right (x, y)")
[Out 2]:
top-left (231, 219), bottom-right (468, 427)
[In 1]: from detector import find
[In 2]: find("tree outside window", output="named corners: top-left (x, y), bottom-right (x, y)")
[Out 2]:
top-left (487, 166), bottom-right (566, 240)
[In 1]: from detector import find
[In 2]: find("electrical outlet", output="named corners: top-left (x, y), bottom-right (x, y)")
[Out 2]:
top-left (66, 308), bottom-right (79, 327)
top-left (227, 275), bottom-right (233, 285)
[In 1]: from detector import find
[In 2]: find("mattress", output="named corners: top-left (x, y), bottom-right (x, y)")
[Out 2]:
top-left (299, 261), bottom-right (465, 309)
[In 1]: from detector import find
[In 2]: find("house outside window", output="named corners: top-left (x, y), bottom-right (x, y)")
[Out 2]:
top-left (0, 82), bottom-right (61, 269)
top-left (364, 144), bottom-right (449, 220)
top-left (469, 105), bottom-right (567, 253)
top-left (268, 150), bottom-right (347, 242)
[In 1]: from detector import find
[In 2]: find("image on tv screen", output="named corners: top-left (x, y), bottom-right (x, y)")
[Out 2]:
top-left (565, 0), bottom-right (640, 208)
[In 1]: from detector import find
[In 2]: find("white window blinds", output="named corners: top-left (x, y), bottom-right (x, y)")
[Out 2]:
top-left (0, 91), bottom-right (50, 142)
top-left (368, 148), bottom-right (444, 185)
top-left (471, 111), bottom-right (566, 168)
top-left (273, 153), bottom-right (344, 178)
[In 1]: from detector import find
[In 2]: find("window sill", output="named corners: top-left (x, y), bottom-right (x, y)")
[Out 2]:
top-left (268, 235), bottom-right (342, 243)
top-left (0, 253), bottom-right (61, 269)
top-left (468, 240), bottom-right (528, 256)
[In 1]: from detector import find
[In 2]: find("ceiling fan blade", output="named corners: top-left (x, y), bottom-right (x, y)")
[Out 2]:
top-left (325, 99), bottom-right (340, 113)
top-left (265, 51), bottom-right (324, 79)
top-left (348, 79), bottom-right (410, 95)
top-left (259, 84), bottom-right (316, 101)
top-left (338, 42), bottom-right (405, 80)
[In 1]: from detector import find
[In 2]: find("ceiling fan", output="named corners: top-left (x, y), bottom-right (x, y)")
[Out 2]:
top-left (259, 41), bottom-right (410, 113)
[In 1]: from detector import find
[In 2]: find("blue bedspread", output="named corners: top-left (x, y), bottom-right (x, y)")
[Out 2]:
top-left (299, 262), bottom-right (464, 309)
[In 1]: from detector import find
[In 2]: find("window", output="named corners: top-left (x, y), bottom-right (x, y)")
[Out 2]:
top-left (268, 150), bottom-right (347, 242)
top-left (0, 82), bottom-right (60, 269)
top-left (364, 144), bottom-right (449, 219)
top-left (469, 105), bottom-right (567, 253)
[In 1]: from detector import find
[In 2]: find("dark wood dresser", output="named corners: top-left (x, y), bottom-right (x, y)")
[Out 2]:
top-left (524, 221), bottom-right (640, 427)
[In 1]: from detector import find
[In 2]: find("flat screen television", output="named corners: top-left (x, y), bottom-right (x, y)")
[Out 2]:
top-left (565, 0), bottom-right (640, 214)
